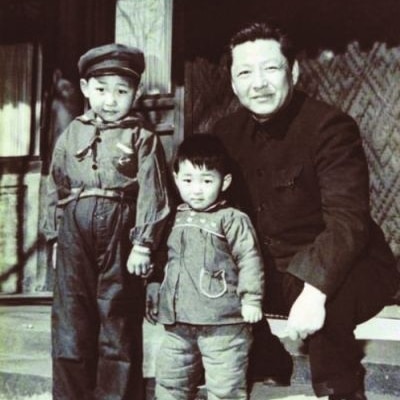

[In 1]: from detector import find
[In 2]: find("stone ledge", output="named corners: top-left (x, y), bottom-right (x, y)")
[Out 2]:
top-left (1, 360), bottom-right (398, 398)
top-left (0, 372), bottom-right (51, 398)
top-left (0, 304), bottom-right (399, 398)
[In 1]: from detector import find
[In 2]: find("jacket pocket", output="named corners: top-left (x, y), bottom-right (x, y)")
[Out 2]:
top-left (273, 164), bottom-right (303, 190)
top-left (272, 163), bottom-right (313, 218)
top-left (112, 142), bottom-right (138, 178)
top-left (199, 268), bottom-right (227, 298)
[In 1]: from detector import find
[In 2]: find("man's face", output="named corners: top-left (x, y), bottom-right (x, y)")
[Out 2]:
top-left (80, 74), bottom-right (137, 122)
top-left (230, 39), bottom-right (299, 121)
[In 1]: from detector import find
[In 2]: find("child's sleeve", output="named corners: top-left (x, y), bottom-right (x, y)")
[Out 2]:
top-left (130, 129), bottom-right (172, 251)
top-left (42, 134), bottom-right (68, 243)
top-left (224, 211), bottom-right (265, 307)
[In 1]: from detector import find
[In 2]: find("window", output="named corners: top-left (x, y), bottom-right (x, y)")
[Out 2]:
top-left (0, 43), bottom-right (42, 157)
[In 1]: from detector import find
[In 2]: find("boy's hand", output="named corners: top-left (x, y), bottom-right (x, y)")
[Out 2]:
top-left (241, 304), bottom-right (263, 323)
top-left (127, 247), bottom-right (153, 277)
top-left (145, 282), bottom-right (160, 324)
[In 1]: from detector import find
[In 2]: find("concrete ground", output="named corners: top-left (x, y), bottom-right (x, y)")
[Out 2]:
top-left (0, 304), bottom-right (399, 400)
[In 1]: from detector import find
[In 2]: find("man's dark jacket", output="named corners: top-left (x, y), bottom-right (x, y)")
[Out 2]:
top-left (214, 90), bottom-right (399, 299)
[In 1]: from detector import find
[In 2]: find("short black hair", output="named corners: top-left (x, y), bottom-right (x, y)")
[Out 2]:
top-left (173, 134), bottom-right (232, 176)
top-left (227, 21), bottom-right (296, 70)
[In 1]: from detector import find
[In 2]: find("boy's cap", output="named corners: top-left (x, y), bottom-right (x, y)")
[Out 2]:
top-left (78, 43), bottom-right (145, 79)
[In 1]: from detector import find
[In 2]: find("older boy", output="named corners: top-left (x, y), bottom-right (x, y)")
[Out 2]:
top-left (45, 43), bottom-right (170, 399)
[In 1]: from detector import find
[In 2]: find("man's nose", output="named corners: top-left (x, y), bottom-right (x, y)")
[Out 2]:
top-left (252, 69), bottom-right (269, 89)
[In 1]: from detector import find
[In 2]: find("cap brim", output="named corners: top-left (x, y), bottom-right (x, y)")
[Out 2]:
top-left (87, 66), bottom-right (141, 79)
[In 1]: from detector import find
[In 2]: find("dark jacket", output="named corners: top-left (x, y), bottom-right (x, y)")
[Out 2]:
top-left (214, 90), bottom-right (399, 298)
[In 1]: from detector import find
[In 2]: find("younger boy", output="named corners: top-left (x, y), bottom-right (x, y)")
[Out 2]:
top-left (147, 134), bottom-right (265, 400)
top-left (45, 43), bottom-right (170, 399)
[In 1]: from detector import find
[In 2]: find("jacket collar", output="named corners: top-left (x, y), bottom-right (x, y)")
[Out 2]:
top-left (250, 90), bottom-right (306, 140)
top-left (77, 109), bottom-right (143, 129)
top-left (177, 199), bottom-right (228, 213)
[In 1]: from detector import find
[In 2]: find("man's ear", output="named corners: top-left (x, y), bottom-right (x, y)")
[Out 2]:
top-left (222, 173), bottom-right (232, 192)
top-left (231, 79), bottom-right (238, 97)
top-left (291, 60), bottom-right (300, 86)
top-left (79, 79), bottom-right (89, 98)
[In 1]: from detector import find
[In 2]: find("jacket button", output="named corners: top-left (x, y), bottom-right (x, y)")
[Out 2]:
top-left (264, 236), bottom-right (273, 245)
top-left (257, 202), bottom-right (266, 212)
top-left (264, 236), bottom-right (280, 246)
top-left (256, 168), bottom-right (264, 177)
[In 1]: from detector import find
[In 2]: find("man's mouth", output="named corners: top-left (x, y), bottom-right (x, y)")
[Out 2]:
top-left (253, 93), bottom-right (273, 100)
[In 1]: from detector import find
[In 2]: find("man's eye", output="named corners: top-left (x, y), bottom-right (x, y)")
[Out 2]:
top-left (96, 87), bottom-right (105, 93)
top-left (237, 70), bottom-right (250, 77)
top-left (265, 65), bottom-right (282, 72)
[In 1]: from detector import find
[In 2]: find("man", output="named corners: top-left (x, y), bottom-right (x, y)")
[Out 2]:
top-left (214, 21), bottom-right (399, 400)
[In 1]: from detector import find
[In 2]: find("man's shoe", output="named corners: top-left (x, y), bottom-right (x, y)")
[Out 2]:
top-left (262, 375), bottom-right (291, 387)
top-left (328, 387), bottom-right (367, 400)
top-left (249, 372), bottom-right (291, 386)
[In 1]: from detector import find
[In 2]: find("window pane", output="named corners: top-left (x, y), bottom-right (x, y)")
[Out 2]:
top-left (0, 43), bottom-right (41, 157)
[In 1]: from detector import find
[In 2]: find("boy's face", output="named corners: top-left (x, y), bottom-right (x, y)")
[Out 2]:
top-left (174, 160), bottom-right (232, 211)
top-left (80, 74), bottom-right (137, 122)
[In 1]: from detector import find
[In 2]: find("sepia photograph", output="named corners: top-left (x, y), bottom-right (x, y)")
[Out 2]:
top-left (0, 1), bottom-right (399, 399)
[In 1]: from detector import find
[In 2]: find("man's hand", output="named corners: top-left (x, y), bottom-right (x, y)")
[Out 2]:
top-left (145, 282), bottom-right (160, 324)
top-left (126, 246), bottom-right (153, 277)
top-left (241, 304), bottom-right (263, 323)
top-left (286, 283), bottom-right (327, 341)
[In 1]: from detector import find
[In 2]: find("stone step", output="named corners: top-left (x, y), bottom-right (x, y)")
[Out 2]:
top-left (0, 304), bottom-right (399, 398)
top-left (144, 308), bottom-right (400, 398)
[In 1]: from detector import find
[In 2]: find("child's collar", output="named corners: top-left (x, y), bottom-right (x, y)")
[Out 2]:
top-left (177, 199), bottom-right (227, 213)
top-left (77, 109), bottom-right (142, 128)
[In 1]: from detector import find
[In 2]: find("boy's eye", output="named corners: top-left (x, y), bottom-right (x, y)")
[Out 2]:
top-left (182, 178), bottom-right (191, 183)
top-left (118, 89), bottom-right (128, 95)
top-left (95, 87), bottom-right (105, 93)
top-left (204, 179), bottom-right (213, 184)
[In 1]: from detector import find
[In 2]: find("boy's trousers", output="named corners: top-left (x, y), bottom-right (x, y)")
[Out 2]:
top-left (52, 197), bottom-right (145, 400)
top-left (155, 323), bottom-right (252, 400)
